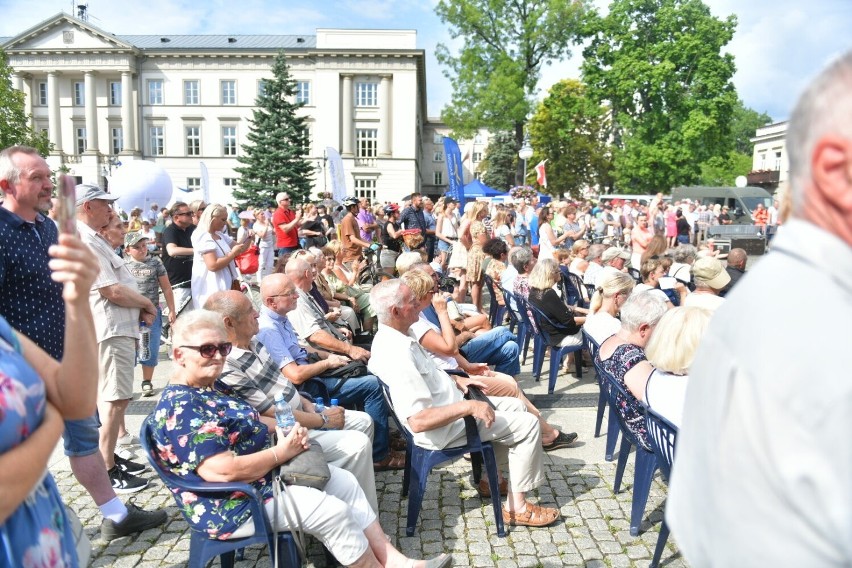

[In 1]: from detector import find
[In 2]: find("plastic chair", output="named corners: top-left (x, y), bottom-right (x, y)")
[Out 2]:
top-left (483, 274), bottom-right (507, 327)
top-left (644, 407), bottom-right (678, 568)
top-left (512, 293), bottom-right (546, 371)
top-left (527, 302), bottom-right (583, 394)
top-left (599, 367), bottom-right (659, 536)
top-left (377, 380), bottom-right (506, 538)
top-left (583, 330), bottom-right (620, 462)
top-left (139, 415), bottom-right (301, 568)
top-left (501, 289), bottom-right (530, 363)
top-left (567, 272), bottom-right (590, 309)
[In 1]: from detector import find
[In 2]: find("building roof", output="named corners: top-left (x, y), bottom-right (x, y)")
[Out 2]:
top-left (117, 34), bottom-right (316, 50)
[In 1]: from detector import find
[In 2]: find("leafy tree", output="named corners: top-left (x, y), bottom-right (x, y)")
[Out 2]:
top-left (582, 0), bottom-right (738, 193)
top-left (730, 99), bottom-right (771, 155)
top-left (480, 131), bottom-right (518, 191)
top-left (697, 151), bottom-right (753, 186)
top-left (0, 50), bottom-right (50, 154)
top-left (528, 79), bottom-right (613, 198)
top-left (234, 51), bottom-right (313, 205)
top-left (435, 0), bottom-right (589, 184)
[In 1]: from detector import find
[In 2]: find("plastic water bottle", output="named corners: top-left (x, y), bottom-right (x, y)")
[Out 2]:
top-left (330, 398), bottom-right (339, 408)
top-left (314, 397), bottom-right (326, 413)
top-left (273, 392), bottom-right (296, 434)
top-left (138, 322), bottom-right (151, 361)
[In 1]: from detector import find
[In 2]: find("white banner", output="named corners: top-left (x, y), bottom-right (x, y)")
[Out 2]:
top-left (200, 161), bottom-right (210, 203)
top-left (326, 147), bottom-right (348, 202)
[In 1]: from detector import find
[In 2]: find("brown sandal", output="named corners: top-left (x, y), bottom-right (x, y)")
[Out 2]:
top-left (373, 450), bottom-right (406, 471)
top-left (502, 501), bottom-right (561, 527)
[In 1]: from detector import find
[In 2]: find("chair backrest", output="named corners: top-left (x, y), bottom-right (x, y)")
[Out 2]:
top-left (644, 406), bottom-right (678, 482)
top-left (377, 379), bottom-right (414, 445)
top-left (599, 364), bottom-right (647, 449)
top-left (628, 267), bottom-right (642, 283)
top-left (567, 272), bottom-right (589, 308)
top-left (582, 330), bottom-right (600, 366)
top-left (558, 271), bottom-right (581, 307)
top-left (500, 288), bottom-right (521, 328)
top-left (527, 301), bottom-right (561, 347)
top-left (513, 293), bottom-right (538, 334)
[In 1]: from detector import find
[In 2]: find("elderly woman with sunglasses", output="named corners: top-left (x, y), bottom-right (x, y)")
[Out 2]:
top-left (152, 311), bottom-right (451, 568)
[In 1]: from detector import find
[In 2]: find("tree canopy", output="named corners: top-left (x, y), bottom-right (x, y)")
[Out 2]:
top-left (480, 131), bottom-right (518, 191)
top-left (234, 51), bottom-right (313, 206)
top-left (582, 0), bottom-right (738, 193)
top-left (435, 0), bottom-right (589, 184)
top-left (0, 50), bottom-right (50, 155)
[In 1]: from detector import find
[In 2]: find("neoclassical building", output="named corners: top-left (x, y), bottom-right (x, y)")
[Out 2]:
top-left (2, 12), bottom-right (449, 204)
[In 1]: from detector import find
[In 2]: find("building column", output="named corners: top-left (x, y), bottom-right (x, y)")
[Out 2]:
top-left (341, 74), bottom-right (353, 156)
top-left (121, 71), bottom-right (135, 153)
top-left (379, 74), bottom-right (392, 157)
top-left (47, 72), bottom-right (62, 153)
top-left (84, 71), bottom-right (98, 153)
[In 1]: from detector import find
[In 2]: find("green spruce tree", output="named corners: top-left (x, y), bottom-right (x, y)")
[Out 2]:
top-left (0, 49), bottom-right (50, 154)
top-left (480, 131), bottom-right (518, 191)
top-left (234, 51), bottom-right (313, 206)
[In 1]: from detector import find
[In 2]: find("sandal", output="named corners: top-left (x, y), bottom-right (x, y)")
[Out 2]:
top-left (542, 431), bottom-right (578, 452)
top-left (407, 553), bottom-right (452, 568)
top-left (502, 501), bottom-right (561, 527)
top-left (476, 477), bottom-right (508, 498)
top-left (141, 380), bottom-right (154, 397)
top-left (373, 450), bottom-right (406, 471)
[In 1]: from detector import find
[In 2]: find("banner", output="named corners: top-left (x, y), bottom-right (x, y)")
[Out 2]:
top-left (200, 161), bottom-right (210, 202)
top-left (442, 136), bottom-right (465, 204)
top-left (326, 147), bottom-right (348, 202)
top-left (535, 160), bottom-right (547, 188)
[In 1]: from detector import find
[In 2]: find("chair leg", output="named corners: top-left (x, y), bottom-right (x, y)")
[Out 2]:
top-left (219, 550), bottom-right (237, 568)
top-left (405, 465), bottom-right (428, 537)
top-left (594, 388), bottom-right (606, 438)
top-left (480, 448), bottom-right (506, 538)
top-left (574, 347), bottom-right (583, 379)
top-left (613, 436), bottom-right (632, 494)
top-left (532, 338), bottom-right (546, 380)
top-left (401, 447), bottom-right (412, 498)
top-left (629, 450), bottom-right (659, 536)
top-left (520, 325), bottom-right (531, 365)
top-left (605, 407), bottom-right (620, 462)
top-left (471, 451), bottom-right (483, 484)
top-left (650, 519), bottom-right (670, 568)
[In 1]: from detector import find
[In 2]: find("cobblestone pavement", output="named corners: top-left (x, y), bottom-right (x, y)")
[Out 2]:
top-left (50, 342), bottom-right (687, 567)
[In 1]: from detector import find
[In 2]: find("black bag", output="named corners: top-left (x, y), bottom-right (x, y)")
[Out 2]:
top-left (307, 353), bottom-right (369, 379)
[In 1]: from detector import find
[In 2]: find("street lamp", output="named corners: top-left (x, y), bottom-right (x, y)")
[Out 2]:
top-left (518, 135), bottom-right (533, 186)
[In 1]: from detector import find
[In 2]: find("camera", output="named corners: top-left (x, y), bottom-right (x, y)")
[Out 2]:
top-left (438, 276), bottom-right (457, 294)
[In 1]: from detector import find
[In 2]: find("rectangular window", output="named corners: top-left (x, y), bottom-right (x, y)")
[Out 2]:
top-left (185, 126), bottom-right (201, 156)
top-left (296, 81), bottom-right (311, 105)
top-left (432, 133), bottom-right (443, 145)
top-left (221, 80), bottom-right (236, 105)
top-left (73, 82), bottom-right (84, 106)
top-left (149, 126), bottom-right (164, 156)
top-left (223, 178), bottom-right (238, 189)
top-left (186, 177), bottom-right (201, 192)
top-left (433, 151), bottom-right (444, 162)
top-left (473, 152), bottom-right (482, 162)
top-left (37, 82), bottom-right (48, 106)
top-left (774, 150), bottom-right (782, 171)
top-left (257, 80), bottom-right (267, 98)
top-left (355, 82), bottom-right (378, 107)
top-left (353, 179), bottom-right (377, 201)
top-left (434, 171), bottom-right (443, 185)
top-left (111, 127), bottom-right (123, 155)
top-left (109, 81), bottom-right (121, 106)
top-left (474, 133), bottom-right (483, 144)
top-left (758, 152), bottom-right (766, 170)
top-left (355, 129), bottom-right (378, 158)
top-left (148, 80), bottom-right (164, 105)
top-left (222, 126), bottom-right (237, 157)
top-left (75, 127), bottom-right (86, 154)
top-left (184, 80), bottom-right (200, 105)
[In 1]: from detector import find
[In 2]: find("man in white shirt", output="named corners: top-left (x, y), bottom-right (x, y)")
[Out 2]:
top-left (682, 256), bottom-right (729, 312)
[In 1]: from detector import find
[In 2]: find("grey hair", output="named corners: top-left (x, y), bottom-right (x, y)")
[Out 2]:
top-left (284, 258), bottom-right (310, 280)
top-left (786, 50), bottom-right (852, 211)
top-left (172, 310), bottom-right (227, 347)
top-left (0, 145), bottom-right (41, 185)
top-left (370, 279), bottom-right (409, 324)
top-left (587, 244), bottom-right (606, 262)
top-left (510, 247), bottom-right (533, 272)
top-left (619, 291), bottom-right (668, 333)
top-left (395, 251), bottom-right (423, 275)
top-left (203, 290), bottom-right (244, 319)
top-left (672, 245), bottom-right (697, 263)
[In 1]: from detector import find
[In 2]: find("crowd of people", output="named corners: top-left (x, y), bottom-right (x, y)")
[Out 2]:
top-left (1, 47), bottom-right (850, 567)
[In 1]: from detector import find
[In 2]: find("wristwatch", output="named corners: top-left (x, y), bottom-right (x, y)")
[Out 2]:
top-left (319, 412), bottom-right (329, 428)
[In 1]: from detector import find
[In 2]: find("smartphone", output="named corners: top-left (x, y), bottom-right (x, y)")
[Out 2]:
top-left (658, 276), bottom-right (677, 290)
top-left (56, 175), bottom-right (77, 234)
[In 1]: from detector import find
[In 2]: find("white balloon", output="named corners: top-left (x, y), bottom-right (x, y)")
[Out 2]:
top-left (109, 160), bottom-right (174, 212)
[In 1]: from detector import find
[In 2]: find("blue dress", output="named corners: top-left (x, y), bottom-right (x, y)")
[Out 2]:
top-left (0, 316), bottom-right (78, 567)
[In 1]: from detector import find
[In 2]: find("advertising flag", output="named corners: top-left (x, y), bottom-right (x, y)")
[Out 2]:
top-left (326, 147), bottom-right (348, 202)
top-left (442, 136), bottom-right (466, 204)
top-left (535, 160), bottom-right (548, 188)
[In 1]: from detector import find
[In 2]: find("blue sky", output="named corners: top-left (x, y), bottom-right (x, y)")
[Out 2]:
top-left (2, 0), bottom-right (850, 122)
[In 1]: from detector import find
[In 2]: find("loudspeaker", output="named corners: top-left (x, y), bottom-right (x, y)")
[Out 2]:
top-left (730, 236), bottom-right (766, 256)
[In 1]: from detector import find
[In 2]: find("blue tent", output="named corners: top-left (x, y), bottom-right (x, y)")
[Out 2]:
top-left (461, 179), bottom-right (505, 198)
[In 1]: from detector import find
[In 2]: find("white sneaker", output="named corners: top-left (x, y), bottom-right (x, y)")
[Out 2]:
top-left (116, 433), bottom-right (140, 447)
top-left (115, 446), bottom-right (139, 461)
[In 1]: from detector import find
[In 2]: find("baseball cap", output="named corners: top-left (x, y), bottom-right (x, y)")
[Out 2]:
top-left (75, 184), bottom-right (119, 207)
top-left (692, 257), bottom-right (731, 290)
top-left (124, 231), bottom-right (148, 247)
top-left (601, 247), bottom-right (630, 263)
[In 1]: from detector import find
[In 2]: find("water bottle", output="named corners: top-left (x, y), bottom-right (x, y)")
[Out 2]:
top-left (138, 322), bottom-right (151, 361)
top-left (314, 397), bottom-right (326, 413)
top-left (330, 398), bottom-right (339, 408)
top-left (273, 392), bottom-right (296, 434)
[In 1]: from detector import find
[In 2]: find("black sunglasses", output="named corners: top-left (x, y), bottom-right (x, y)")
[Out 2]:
top-left (179, 342), bottom-right (233, 358)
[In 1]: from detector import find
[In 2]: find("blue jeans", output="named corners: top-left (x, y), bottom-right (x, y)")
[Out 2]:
top-left (460, 326), bottom-right (521, 376)
top-left (302, 373), bottom-right (389, 462)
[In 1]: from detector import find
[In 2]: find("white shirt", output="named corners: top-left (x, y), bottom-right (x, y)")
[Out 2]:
top-left (583, 312), bottom-right (620, 345)
top-left (409, 315), bottom-right (458, 370)
top-left (682, 291), bottom-right (724, 312)
top-left (644, 370), bottom-right (688, 428)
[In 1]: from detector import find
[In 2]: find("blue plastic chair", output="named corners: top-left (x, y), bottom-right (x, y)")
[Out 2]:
top-left (644, 406), bottom-right (678, 568)
top-left (483, 274), bottom-right (507, 327)
top-left (140, 415), bottom-right (301, 568)
top-left (377, 379), bottom-right (506, 538)
top-left (583, 330), bottom-right (620, 462)
top-left (527, 302), bottom-right (583, 394)
top-left (512, 293), bottom-right (546, 371)
top-left (501, 289), bottom-right (531, 363)
top-left (599, 367), bottom-right (659, 536)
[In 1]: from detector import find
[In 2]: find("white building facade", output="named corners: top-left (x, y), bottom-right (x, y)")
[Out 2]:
top-left (2, 13), bottom-right (430, 205)
top-left (747, 120), bottom-right (788, 192)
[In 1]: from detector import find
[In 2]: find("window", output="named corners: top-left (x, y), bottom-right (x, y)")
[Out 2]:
top-left (223, 178), bottom-right (238, 189)
top-left (186, 126), bottom-right (201, 156)
top-left (221, 80), bottom-right (236, 105)
top-left (355, 129), bottom-right (378, 158)
top-left (257, 80), bottom-right (267, 98)
top-left (186, 178), bottom-right (202, 192)
top-left (111, 127), bottom-right (123, 155)
top-left (353, 179), bottom-right (376, 201)
top-left (222, 126), bottom-right (237, 157)
top-left (474, 133), bottom-right (483, 144)
top-left (148, 80), bottom-right (163, 105)
top-left (758, 152), bottom-right (766, 170)
top-left (296, 81), bottom-right (310, 105)
top-left (73, 82), bottom-right (84, 106)
top-left (355, 82), bottom-right (378, 107)
top-left (434, 171), bottom-right (443, 185)
top-left (774, 150), bottom-right (782, 171)
top-left (432, 133), bottom-right (443, 145)
top-left (184, 80), bottom-right (200, 105)
top-left (109, 81), bottom-right (121, 106)
top-left (433, 151), bottom-right (443, 162)
top-left (37, 82), bottom-right (47, 106)
top-left (149, 126), bottom-right (164, 156)
top-left (75, 127), bottom-right (86, 154)
top-left (473, 152), bottom-right (482, 163)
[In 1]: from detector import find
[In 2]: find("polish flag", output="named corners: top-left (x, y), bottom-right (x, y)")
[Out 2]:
top-left (535, 161), bottom-right (547, 188)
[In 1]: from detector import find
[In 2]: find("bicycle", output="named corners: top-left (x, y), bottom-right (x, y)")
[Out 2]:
top-left (357, 244), bottom-right (395, 287)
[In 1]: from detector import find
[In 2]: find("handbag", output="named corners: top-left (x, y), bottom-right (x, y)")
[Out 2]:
top-left (235, 243), bottom-right (260, 274)
top-left (277, 439), bottom-right (331, 490)
top-left (306, 353), bottom-right (369, 380)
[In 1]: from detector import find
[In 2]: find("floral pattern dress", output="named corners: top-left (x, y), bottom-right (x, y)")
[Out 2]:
top-left (596, 343), bottom-right (651, 450)
top-left (0, 316), bottom-right (79, 568)
top-left (466, 220), bottom-right (487, 282)
top-left (150, 382), bottom-right (273, 540)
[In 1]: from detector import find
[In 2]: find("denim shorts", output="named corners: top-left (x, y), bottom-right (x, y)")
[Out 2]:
top-left (437, 240), bottom-right (453, 253)
top-left (62, 413), bottom-right (101, 457)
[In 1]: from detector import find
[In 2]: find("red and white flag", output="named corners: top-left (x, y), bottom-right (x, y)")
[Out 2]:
top-left (535, 160), bottom-right (547, 188)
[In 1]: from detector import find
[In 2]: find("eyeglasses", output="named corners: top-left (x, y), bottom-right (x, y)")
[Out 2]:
top-left (179, 342), bottom-right (233, 358)
top-left (174, 212), bottom-right (192, 217)
top-left (271, 290), bottom-right (299, 299)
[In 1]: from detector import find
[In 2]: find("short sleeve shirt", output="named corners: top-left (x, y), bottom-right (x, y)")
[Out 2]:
top-left (220, 338), bottom-right (301, 414)
top-left (272, 207), bottom-right (298, 249)
top-left (257, 307), bottom-right (312, 368)
top-left (124, 255), bottom-right (166, 305)
top-left (340, 213), bottom-right (362, 262)
top-left (160, 223), bottom-right (195, 287)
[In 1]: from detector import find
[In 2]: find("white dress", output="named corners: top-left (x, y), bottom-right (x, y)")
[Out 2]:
top-left (191, 230), bottom-right (237, 309)
top-left (538, 225), bottom-right (555, 261)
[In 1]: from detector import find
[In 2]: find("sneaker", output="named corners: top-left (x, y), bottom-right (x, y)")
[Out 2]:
top-left (108, 466), bottom-right (149, 494)
top-left (115, 446), bottom-right (139, 461)
top-left (100, 501), bottom-right (167, 541)
top-left (114, 453), bottom-right (148, 475)
top-left (116, 433), bottom-right (140, 447)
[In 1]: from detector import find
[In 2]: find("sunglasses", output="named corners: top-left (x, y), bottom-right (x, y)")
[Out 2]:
top-left (179, 342), bottom-right (233, 358)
